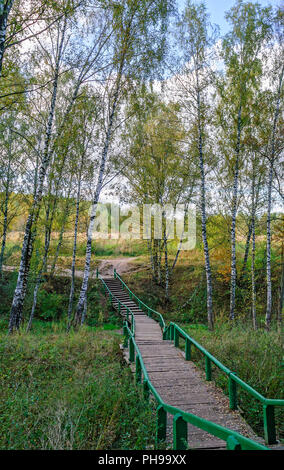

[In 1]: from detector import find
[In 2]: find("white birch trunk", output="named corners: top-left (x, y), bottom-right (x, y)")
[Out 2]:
top-left (27, 179), bottom-right (72, 332)
top-left (74, 73), bottom-right (122, 325)
top-left (0, 1), bottom-right (14, 77)
top-left (251, 164), bottom-right (257, 330)
top-left (162, 210), bottom-right (169, 303)
top-left (9, 19), bottom-right (67, 333)
top-left (265, 64), bottom-right (284, 330)
top-left (197, 89), bottom-right (214, 330)
top-left (230, 104), bottom-right (242, 320)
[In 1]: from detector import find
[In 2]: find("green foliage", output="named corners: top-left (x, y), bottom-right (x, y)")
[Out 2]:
top-left (0, 271), bottom-right (18, 318)
top-left (37, 290), bottom-right (65, 320)
top-left (84, 283), bottom-right (121, 328)
top-left (0, 328), bottom-right (155, 450)
top-left (0, 273), bottom-right (122, 331)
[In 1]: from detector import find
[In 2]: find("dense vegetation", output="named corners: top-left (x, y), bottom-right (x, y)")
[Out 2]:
top-left (0, 325), bottom-right (156, 449)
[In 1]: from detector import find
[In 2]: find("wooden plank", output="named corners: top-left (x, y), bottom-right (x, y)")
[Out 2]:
top-left (103, 278), bottom-right (263, 450)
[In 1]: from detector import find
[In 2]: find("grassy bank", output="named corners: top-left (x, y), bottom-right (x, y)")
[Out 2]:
top-left (0, 273), bottom-right (119, 331)
top-left (0, 326), bottom-right (156, 450)
top-left (177, 323), bottom-right (283, 441)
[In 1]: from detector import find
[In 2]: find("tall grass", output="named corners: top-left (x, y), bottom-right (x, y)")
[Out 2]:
top-left (0, 327), bottom-right (156, 450)
top-left (181, 322), bottom-right (283, 441)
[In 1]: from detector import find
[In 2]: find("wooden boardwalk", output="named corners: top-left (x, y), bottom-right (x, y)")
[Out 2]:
top-left (103, 278), bottom-right (261, 450)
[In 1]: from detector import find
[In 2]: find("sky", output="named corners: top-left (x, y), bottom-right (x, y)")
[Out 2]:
top-left (177, 0), bottom-right (282, 35)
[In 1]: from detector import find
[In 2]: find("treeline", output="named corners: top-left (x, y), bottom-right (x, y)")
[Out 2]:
top-left (115, 1), bottom-right (283, 330)
top-left (0, 0), bottom-right (283, 333)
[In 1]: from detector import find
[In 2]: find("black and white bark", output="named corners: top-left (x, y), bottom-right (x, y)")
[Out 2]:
top-left (67, 171), bottom-right (82, 331)
top-left (8, 18), bottom-right (67, 333)
top-left (171, 203), bottom-right (189, 273)
top-left (162, 210), bottom-right (169, 303)
top-left (265, 63), bottom-right (284, 330)
top-left (197, 88), bottom-right (214, 330)
top-left (240, 220), bottom-right (252, 282)
top-left (27, 177), bottom-right (72, 332)
top-left (147, 239), bottom-right (155, 279)
top-left (0, 0), bottom-right (14, 77)
top-left (74, 70), bottom-right (123, 325)
top-left (251, 161), bottom-right (257, 330)
top-left (230, 104), bottom-right (242, 320)
top-left (240, 173), bottom-right (262, 283)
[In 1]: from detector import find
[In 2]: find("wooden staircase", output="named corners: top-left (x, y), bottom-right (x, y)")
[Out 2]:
top-left (101, 276), bottom-right (265, 450)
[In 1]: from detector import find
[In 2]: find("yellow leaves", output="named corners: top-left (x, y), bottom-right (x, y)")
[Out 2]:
top-left (211, 246), bottom-right (231, 283)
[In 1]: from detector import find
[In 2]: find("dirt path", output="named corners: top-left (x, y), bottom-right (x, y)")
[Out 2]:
top-left (2, 257), bottom-right (141, 280)
top-left (97, 258), bottom-right (139, 278)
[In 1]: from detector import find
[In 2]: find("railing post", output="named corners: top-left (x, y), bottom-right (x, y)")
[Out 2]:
top-left (156, 405), bottom-right (167, 446)
top-left (96, 268), bottom-right (99, 278)
top-left (136, 356), bottom-right (142, 384)
top-left (114, 268), bottom-right (116, 279)
top-left (227, 436), bottom-right (241, 450)
top-left (162, 328), bottom-right (167, 340)
top-left (205, 356), bottom-right (212, 381)
top-left (123, 323), bottom-right (128, 348)
top-left (229, 373), bottom-right (238, 410)
top-left (170, 324), bottom-right (174, 341)
top-left (173, 414), bottom-right (188, 450)
top-left (263, 404), bottom-right (277, 445)
top-left (129, 337), bottom-right (135, 363)
top-left (174, 327), bottom-right (179, 348)
top-left (167, 327), bottom-right (171, 340)
top-left (118, 302), bottom-right (121, 314)
top-left (143, 380), bottom-right (149, 401)
top-left (185, 339), bottom-right (191, 361)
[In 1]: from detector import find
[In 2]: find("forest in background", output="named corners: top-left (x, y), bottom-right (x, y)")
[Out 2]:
top-left (0, 0), bottom-right (282, 333)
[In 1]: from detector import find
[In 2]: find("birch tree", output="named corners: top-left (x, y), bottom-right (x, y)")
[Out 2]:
top-left (74, 0), bottom-right (174, 325)
top-left (0, 0), bottom-right (14, 77)
top-left (115, 89), bottom-right (194, 303)
top-left (8, 0), bottom-right (112, 332)
top-left (0, 1), bottom-right (82, 79)
top-left (265, 7), bottom-right (284, 330)
top-left (220, 0), bottom-right (271, 320)
top-left (8, 15), bottom-right (69, 332)
top-left (177, 0), bottom-right (218, 330)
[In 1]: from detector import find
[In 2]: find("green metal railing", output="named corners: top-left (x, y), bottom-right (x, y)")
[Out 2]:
top-left (123, 322), bottom-right (267, 450)
top-left (98, 269), bottom-right (282, 450)
top-left (164, 323), bottom-right (284, 446)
